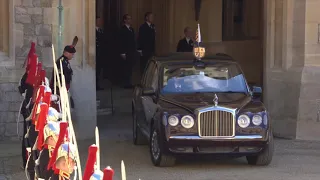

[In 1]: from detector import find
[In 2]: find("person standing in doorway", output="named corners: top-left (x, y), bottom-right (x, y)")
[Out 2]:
top-left (138, 12), bottom-right (156, 76)
top-left (176, 27), bottom-right (194, 52)
top-left (119, 14), bottom-right (139, 88)
top-left (96, 16), bottom-right (104, 90)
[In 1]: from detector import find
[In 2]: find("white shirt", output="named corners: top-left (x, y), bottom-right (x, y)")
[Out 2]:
top-left (186, 38), bottom-right (191, 44)
top-left (125, 24), bottom-right (131, 31)
top-left (96, 27), bottom-right (102, 33)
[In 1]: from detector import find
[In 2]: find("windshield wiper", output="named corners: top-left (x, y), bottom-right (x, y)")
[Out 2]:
top-left (192, 91), bottom-right (247, 94)
top-left (223, 91), bottom-right (246, 93)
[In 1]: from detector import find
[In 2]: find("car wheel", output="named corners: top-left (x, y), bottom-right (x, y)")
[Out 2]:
top-left (132, 110), bottom-right (147, 145)
top-left (150, 126), bottom-right (176, 167)
top-left (246, 131), bottom-right (274, 166)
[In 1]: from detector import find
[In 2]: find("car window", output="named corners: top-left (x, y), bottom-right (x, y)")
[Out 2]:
top-left (161, 62), bottom-right (248, 94)
top-left (142, 61), bottom-right (155, 87)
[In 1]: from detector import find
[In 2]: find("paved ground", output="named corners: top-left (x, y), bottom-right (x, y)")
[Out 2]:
top-left (1, 88), bottom-right (320, 180)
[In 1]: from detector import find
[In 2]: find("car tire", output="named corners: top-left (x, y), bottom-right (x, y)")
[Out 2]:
top-left (150, 126), bottom-right (176, 167)
top-left (132, 110), bottom-right (148, 145)
top-left (246, 131), bottom-right (274, 166)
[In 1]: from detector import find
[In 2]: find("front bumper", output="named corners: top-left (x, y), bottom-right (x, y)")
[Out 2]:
top-left (166, 135), bottom-right (268, 154)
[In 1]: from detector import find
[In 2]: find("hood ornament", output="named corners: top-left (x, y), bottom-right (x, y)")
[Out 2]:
top-left (213, 94), bottom-right (218, 106)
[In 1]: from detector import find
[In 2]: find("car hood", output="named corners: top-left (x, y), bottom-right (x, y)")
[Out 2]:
top-left (159, 93), bottom-right (256, 113)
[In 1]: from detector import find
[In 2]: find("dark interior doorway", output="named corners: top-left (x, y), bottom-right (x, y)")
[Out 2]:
top-left (96, 0), bottom-right (124, 87)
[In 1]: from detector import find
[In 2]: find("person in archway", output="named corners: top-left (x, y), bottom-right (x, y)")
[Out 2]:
top-left (96, 16), bottom-right (105, 90)
top-left (176, 27), bottom-right (194, 52)
top-left (118, 14), bottom-right (140, 88)
top-left (138, 12), bottom-right (156, 76)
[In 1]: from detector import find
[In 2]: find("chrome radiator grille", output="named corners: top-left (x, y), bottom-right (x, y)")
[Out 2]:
top-left (198, 110), bottom-right (235, 137)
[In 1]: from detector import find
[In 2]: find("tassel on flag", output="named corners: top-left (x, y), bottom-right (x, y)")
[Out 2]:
top-left (195, 23), bottom-right (201, 44)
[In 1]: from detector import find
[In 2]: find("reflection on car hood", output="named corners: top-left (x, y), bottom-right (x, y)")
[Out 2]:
top-left (159, 93), bottom-right (251, 113)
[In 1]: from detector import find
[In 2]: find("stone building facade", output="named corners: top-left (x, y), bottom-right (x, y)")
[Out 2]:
top-left (0, 0), bottom-right (96, 140)
top-left (1, 0), bottom-right (320, 141)
top-left (0, 0), bottom-right (54, 140)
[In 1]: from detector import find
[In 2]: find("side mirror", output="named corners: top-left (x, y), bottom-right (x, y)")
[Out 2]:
top-left (142, 87), bottom-right (155, 96)
top-left (251, 86), bottom-right (262, 98)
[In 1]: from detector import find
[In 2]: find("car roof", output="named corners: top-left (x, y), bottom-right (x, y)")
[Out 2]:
top-left (152, 52), bottom-right (236, 66)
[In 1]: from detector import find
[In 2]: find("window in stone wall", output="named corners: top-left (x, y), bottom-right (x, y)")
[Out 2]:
top-left (222, 0), bottom-right (262, 41)
top-left (0, 0), bottom-right (9, 55)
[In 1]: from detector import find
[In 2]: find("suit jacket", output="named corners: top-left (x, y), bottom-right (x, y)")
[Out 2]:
top-left (96, 27), bottom-right (104, 54)
top-left (138, 22), bottom-right (156, 55)
top-left (176, 38), bottom-right (194, 52)
top-left (118, 25), bottom-right (137, 55)
top-left (50, 55), bottom-right (73, 92)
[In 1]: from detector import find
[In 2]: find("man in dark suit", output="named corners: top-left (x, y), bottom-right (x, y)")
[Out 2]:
top-left (138, 12), bottom-right (156, 75)
top-left (176, 27), bottom-right (194, 52)
top-left (96, 16), bottom-right (104, 90)
top-left (119, 14), bottom-right (139, 88)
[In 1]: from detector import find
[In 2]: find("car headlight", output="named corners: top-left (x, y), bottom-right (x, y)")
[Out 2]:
top-left (263, 114), bottom-right (268, 126)
top-left (237, 114), bottom-right (250, 128)
top-left (168, 115), bottom-right (179, 126)
top-left (252, 115), bottom-right (262, 126)
top-left (181, 115), bottom-right (194, 129)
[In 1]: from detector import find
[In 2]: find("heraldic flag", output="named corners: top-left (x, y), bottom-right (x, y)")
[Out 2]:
top-left (195, 23), bottom-right (201, 43)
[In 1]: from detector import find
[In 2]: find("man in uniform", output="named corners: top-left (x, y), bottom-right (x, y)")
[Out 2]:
top-left (96, 16), bottom-right (104, 90)
top-left (138, 12), bottom-right (156, 75)
top-left (35, 121), bottom-right (60, 180)
top-left (119, 14), bottom-right (140, 88)
top-left (50, 45), bottom-right (75, 94)
top-left (176, 27), bottom-right (194, 52)
top-left (18, 42), bottom-right (36, 168)
top-left (25, 61), bottom-right (48, 180)
top-left (49, 143), bottom-right (77, 180)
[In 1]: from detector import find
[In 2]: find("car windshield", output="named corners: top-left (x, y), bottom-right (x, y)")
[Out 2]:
top-left (161, 62), bottom-right (248, 94)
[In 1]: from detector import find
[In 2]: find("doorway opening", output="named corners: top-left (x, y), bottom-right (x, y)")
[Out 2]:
top-left (221, 0), bottom-right (264, 95)
top-left (95, 0), bottom-right (124, 117)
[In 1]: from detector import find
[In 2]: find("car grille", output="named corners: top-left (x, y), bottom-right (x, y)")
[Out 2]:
top-left (198, 110), bottom-right (235, 137)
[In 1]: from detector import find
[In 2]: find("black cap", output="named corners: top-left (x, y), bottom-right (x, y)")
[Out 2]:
top-left (64, 45), bottom-right (76, 53)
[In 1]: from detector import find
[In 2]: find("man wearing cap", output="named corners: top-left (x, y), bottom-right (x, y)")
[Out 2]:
top-left (50, 45), bottom-right (75, 93)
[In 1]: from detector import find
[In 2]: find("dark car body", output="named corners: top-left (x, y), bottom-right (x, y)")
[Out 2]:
top-left (132, 53), bottom-right (273, 167)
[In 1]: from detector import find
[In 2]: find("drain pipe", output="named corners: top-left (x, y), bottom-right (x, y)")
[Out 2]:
top-left (57, 0), bottom-right (64, 55)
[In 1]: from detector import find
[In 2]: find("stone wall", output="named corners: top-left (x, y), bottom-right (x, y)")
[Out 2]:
top-left (0, 0), bottom-right (53, 140)
top-left (15, 0), bottom-right (53, 65)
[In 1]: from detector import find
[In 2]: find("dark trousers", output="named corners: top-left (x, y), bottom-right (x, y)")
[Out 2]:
top-left (140, 52), bottom-right (153, 75)
top-left (21, 99), bottom-right (31, 168)
top-left (27, 124), bottom-right (38, 179)
top-left (96, 52), bottom-right (103, 87)
top-left (22, 118), bottom-right (28, 167)
top-left (123, 52), bottom-right (139, 86)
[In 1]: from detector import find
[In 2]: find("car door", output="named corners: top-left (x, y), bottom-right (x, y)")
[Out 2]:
top-left (141, 62), bottom-right (159, 131)
top-left (135, 61), bottom-right (155, 131)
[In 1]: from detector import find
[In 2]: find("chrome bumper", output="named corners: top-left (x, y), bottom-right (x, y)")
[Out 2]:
top-left (169, 135), bottom-right (264, 140)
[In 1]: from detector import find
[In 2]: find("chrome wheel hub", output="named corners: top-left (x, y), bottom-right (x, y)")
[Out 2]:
top-left (151, 131), bottom-right (160, 160)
